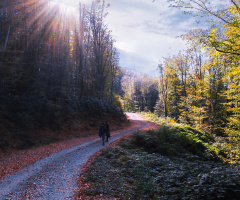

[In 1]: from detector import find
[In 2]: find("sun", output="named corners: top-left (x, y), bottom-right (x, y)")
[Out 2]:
top-left (51, 0), bottom-right (77, 12)
top-left (51, 0), bottom-right (93, 14)
top-left (53, 0), bottom-right (92, 7)
top-left (53, 0), bottom-right (78, 6)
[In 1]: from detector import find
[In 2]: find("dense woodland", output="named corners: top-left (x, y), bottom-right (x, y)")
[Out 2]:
top-left (154, 0), bottom-right (240, 138)
top-left (120, 68), bottom-right (159, 113)
top-left (0, 0), bottom-right (126, 148)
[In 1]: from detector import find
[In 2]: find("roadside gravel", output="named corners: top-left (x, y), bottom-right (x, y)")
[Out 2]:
top-left (0, 113), bottom-right (149, 199)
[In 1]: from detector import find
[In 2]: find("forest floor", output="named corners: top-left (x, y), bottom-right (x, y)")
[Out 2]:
top-left (0, 113), bottom-right (157, 181)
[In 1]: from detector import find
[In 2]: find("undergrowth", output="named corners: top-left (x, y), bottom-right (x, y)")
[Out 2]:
top-left (140, 112), bottom-right (240, 165)
top-left (130, 127), bottom-right (217, 161)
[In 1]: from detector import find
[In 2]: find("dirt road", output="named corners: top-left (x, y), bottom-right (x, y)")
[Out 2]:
top-left (0, 113), bottom-right (149, 200)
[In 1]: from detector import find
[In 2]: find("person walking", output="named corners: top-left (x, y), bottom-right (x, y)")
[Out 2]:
top-left (99, 122), bottom-right (107, 146)
top-left (105, 121), bottom-right (110, 142)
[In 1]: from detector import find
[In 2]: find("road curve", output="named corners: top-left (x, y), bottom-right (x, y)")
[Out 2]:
top-left (0, 113), bottom-right (149, 200)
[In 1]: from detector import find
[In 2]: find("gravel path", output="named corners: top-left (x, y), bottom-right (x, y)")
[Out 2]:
top-left (0, 113), bottom-right (149, 200)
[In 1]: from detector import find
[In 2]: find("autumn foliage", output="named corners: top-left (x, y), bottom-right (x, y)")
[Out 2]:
top-left (155, 1), bottom-right (240, 142)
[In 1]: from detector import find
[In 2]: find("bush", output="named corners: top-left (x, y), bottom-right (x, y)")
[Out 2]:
top-left (140, 112), bottom-right (240, 165)
top-left (130, 125), bottom-right (219, 160)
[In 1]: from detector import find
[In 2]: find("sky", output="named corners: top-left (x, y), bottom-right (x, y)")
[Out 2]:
top-left (55, 0), bottom-right (213, 77)
top-left (104, 0), bottom-right (194, 77)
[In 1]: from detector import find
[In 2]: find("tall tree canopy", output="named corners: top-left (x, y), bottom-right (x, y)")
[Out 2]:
top-left (0, 0), bottom-right (122, 134)
top-left (155, 0), bottom-right (240, 137)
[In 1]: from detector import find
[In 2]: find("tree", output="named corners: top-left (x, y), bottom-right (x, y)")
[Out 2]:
top-left (0, 0), bottom-right (123, 135)
top-left (157, 62), bottom-right (170, 118)
top-left (167, 0), bottom-right (240, 135)
top-left (120, 68), bottom-right (158, 113)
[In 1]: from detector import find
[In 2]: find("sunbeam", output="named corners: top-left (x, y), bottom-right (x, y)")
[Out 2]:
top-left (52, 0), bottom-right (93, 10)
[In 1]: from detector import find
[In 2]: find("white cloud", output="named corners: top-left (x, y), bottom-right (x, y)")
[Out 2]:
top-left (104, 0), bottom-right (192, 77)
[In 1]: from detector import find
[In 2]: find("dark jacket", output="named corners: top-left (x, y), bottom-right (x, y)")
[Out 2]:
top-left (99, 125), bottom-right (106, 134)
top-left (105, 123), bottom-right (109, 133)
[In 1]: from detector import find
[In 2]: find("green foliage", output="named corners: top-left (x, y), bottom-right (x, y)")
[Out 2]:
top-left (155, 1), bottom-right (240, 136)
top-left (164, 0), bottom-right (240, 139)
top-left (130, 125), bottom-right (218, 160)
top-left (0, 95), bottom-right (127, 150)
top-left (141, 112), bottom-right (177, 125)
top-left (142, 112), bottom-right (240, 164)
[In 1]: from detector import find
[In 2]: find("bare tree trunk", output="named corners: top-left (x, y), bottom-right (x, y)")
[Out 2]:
top-left (79, 2), bottom-right (85, 97)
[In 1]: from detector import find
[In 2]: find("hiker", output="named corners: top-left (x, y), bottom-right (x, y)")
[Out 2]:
top-left (105, 121), bottom-right (110, 142)
top-left (99, 122), bottom-right (107, 146)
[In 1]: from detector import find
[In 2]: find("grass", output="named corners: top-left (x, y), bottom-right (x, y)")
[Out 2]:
top-left (78, 121), bottom-right (240, 199)
top-left (80, 144), bottom-right (240, 199)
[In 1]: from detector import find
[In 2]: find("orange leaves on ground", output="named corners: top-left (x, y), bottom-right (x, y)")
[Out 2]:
top-left (0, 120), bottom-right (131, 180)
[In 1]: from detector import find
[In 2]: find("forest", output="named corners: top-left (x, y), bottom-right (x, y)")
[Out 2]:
top-left (0, 0), bottom-right (239, 151)
top-left (0, 0), bottom-right (126, 149)
top-left (155, 0), bottom-right (240, 137)
top-left (120, 68), bottom-right (159, 113)
top-left (123, 0), bottom-right (240, 139)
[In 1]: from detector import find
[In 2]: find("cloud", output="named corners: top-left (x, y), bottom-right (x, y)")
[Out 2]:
top-left (104, 0), bottom-right (209, 77)
top-left (116, 34), bottom-right (186, 77)
top-left (118, 49), bottom-right (159, 77)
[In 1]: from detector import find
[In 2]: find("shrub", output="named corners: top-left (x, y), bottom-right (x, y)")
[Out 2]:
top-left (130, 125), bottom-right (220, 160)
